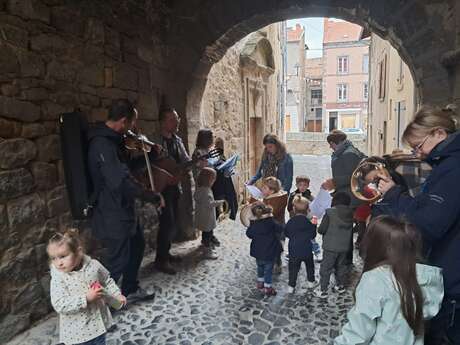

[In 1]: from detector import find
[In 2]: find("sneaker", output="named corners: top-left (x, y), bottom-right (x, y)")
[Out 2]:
top-left (287, 286), bottom-right (295, 294)
top-left (154, 261), bottom-right (177, 275)
top-left (306, 280), bottom-right (317, 289)
top-left (127, 287), bottom-right (155, 304)
top-left (333, 285), bottom-right (346, 294)
top-left (264, 287), bottom-right (277, 296)
top-left (315, 289), bottom-right (328, 299)
top-left (256, 281), bottom-right (264, 290)
top-left (210, 235), bottom-right (221, 247)
top-left (203, 246), bottom-right (218, 260)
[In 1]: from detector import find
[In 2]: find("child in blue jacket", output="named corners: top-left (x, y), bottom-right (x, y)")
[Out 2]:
top-left (285, 195), bottom-right (317, 293)
top-left (246, 202), bottom-right (283, 296)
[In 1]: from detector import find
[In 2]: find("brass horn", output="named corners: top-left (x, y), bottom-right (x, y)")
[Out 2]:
top-left (350, 159), bottom-right (390, 204)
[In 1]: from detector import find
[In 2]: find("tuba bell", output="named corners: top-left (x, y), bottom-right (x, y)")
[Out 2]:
top-left (350, 153), bottom-right (423, 204)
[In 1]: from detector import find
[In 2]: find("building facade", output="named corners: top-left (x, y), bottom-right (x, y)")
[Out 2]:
top-left (368, 33), bottom-right (418, 155)
top-left (195, 23), bottom-right (286, 200)
top-left (322, 18), bottom-right (369, 133)
top-left (305, 57), bottom-right (323, 132)
top-left (285, 24), bottom-right (306, 132)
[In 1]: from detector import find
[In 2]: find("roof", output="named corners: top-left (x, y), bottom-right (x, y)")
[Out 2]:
top-left (323, 18), bottom-right (363, 43)
top-left (287, 24), bottom-right (304, 42)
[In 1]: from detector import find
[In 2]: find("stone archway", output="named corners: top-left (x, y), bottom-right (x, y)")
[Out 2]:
top-left (168, 0), bottom-right (458, 130)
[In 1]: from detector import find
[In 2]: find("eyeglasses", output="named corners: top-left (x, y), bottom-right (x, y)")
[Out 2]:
top-left (411, 135), bottom-right (430, 154)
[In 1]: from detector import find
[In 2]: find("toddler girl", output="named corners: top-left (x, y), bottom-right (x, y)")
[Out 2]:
top-left (246, 202), bottom-right (283, 296)
top-left (48, 229), bottom-right (126, 345)
top-left (194, 167), bottom-right (225, 259)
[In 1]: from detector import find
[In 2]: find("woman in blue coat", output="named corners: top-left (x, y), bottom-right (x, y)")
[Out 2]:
top-left (378, 105), bottom-right (460, 345)
top-left (247, 134), bottom-right (293, 193)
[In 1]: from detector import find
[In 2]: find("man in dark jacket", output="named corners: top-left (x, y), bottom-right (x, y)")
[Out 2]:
top-left (88, 99), bottom-right (162, 301)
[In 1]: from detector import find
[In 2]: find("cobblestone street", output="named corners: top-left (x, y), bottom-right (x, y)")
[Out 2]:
top-left (7, 155), bottom-right (363, 345)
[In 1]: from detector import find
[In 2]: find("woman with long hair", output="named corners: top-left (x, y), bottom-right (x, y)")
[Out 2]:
top-left (335, 216), bottom-right (443, 345)
top-left (377, 105), bottom-right (460, 344)
top-left (247, 134), bottom-right (293, 193)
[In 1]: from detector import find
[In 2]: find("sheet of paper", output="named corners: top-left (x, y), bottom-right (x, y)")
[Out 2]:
top-left (245, 184), bottom-right (263, 199)
top-left (309, 187), bottom-right (332, 218)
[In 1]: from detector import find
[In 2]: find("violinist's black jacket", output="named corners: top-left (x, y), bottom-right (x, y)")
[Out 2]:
top-left (88, 123), bottom-right (160, 240)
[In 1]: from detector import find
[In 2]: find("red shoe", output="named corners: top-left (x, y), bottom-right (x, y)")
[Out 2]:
top-left (256, 282), bottom-right (264, 290)
top-left (264, 287), bottom-right (277, 296)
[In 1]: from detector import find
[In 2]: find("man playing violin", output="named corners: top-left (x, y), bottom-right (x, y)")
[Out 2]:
top-left (87, 98), bottom-right (163, 302)
top-left (149, 107), bottom-right (192, 275)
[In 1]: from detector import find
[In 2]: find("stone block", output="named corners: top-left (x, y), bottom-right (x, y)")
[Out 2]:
top-left (47, 185), bottom-right (68, 217)
top-left (139, 70), bottom-right (151, 92)
top-left (113, 62), bottom-right (138, 91)
top-left (121, 34), bottom-right (137, 54)
top-left (138, 44), bottom-right (154, 63)
top-left (0, 43), bottom-right (19, 74)
top-left (11, 280), bottom-right (43, 313)
top-left (17, 50), bottom-right (45, 77)
top-left (90, 108), bottom-right (108, 122)
top-left (50, 91), bottom-right (77, 106)
top-left (78, 64), bottom-right (104, 87)
top-left (137, 92), bottom-right (159, 119)
top-left (137, 120), bottom-right (158, 137)
top-left (50, 5), bottom-right (85, 37)
top-left (105, 67), bottom-right (113, 88)
top-left (41, 101), bottom-right (66, 120)
top-left (0, 95), bottom-right (40, 122)
top-left (85, 18), bottom-right (104, 45)
top-left (21, 122), bottom-right (47, 138)
top-left (6, 193), bottom-right (46, 229)
top-left (0, 312), bottom-right (31, 343)
top-left (97, 87), bottom-right (127, 100)
top-left (56, 159), bottom-right (64, 184)
top-left (0, 204), bottom-right (7, 232)
top-left (31, 162), bottom-right (57, 190)
top-left (104, 26), bottom-right (120, 50)
top-left (35, 134), bottom-right (60, 162)
top-left (20, 87), bottom-right (48, 101)
top-left (0, 23), bottom-right (28, 48)
top-left (0, 117), bottom-right (22, 138)
top-left (58, 211), bottom-right (72, 231)
top-left (0, 168), bottom-right (34, 202)
top-left (42, 120), bottom-right (57, 134)
top-left (7, 0), bottom-right (50, 23)
top-left (79, 93), bottom-right (100, 107)
top-left (46, 60), bottom-right (76, 82)
top-left (0, 138), bottom-right (37, 169)
top-left (30, 33), bottom-right (68, 54)
top-left (1, 83), bottom-right (19, 97)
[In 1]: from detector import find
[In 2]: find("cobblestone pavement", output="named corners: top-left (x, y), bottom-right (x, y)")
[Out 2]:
top-left (8, 155), bottom-right (363, 345)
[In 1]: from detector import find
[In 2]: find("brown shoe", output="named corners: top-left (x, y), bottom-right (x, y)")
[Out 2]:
top-left (168, 254), bottom-right (183, 263)
top-left (264, 287), bottom-right (277, 296)
top-left (154, 261), bottom-right (177, 275)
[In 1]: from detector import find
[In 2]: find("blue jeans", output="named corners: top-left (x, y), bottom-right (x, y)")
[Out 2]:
top-left (256, 259), bottom-right (274, 286)
top-left (311, 239), bottom-right (321, 255)
top-left (75, 334), bottom-right (106, 345)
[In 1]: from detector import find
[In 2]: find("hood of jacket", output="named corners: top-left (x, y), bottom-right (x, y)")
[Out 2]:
top-left (425, 131), bottom-right (460, 166)
top-left (328, 205), bottom-right (354, 227)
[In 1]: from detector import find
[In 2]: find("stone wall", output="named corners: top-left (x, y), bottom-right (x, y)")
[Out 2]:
top-left (286, 132), bottom-right (367, 155)
top-left (0, 1), bottom-right (172, 341)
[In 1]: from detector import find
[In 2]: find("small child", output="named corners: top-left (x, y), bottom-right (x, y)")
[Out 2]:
top-left (285, 195), bottom-right (317, 293)
top-left (316, 192), bottom-right (354, 298)
top-left (48, 229), bottom-right (126, 345)
top-left (246, 202), bottom-right (284, 296)
top-left (334, 216), bottom-right (443, 345)
top-left (260, 176), bottom-right (288, 274)
top-left (287, 175), bottom-right (321, 260)
top-left (194, 167), bottom-right (225, 259)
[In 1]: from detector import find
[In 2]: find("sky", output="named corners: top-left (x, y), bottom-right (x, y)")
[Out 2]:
top-left (287, 18), bottom-right (324, 59)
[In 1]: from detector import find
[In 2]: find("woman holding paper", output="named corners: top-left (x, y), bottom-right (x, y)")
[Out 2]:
top-left (247, 134), bottom-right (293, 193)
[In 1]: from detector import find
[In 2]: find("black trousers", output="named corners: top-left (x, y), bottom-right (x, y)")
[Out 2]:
top-left (426, 300), bottom-right (460, 345)
top-left (288, 254), bottom-right (315, 288)
top-left (156, 186), bottom-right (180, 262)
top-left (201, 230), bottom-right (214, 246)
top-left (102, 223), bottom-right (145, 295)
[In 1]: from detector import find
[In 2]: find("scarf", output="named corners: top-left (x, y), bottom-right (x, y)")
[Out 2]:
top-left (263, 153), bottom-right (279, 178)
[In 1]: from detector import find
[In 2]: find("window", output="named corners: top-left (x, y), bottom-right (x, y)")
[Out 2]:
top-left (315, 108), bottom-right (322, 119)
top-left (362, 54), bottom-right (369, 73)
top-left (338, 56), bottom-right (349, 74)
top-left (340, 114), bottom-right (356, 129)
top-left (311, 89), bottom-right (322, 105)
top-left (337, 84), bottom-right (348, 102)
top-left (363, 82), bottom-right (368, 100)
